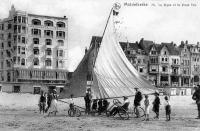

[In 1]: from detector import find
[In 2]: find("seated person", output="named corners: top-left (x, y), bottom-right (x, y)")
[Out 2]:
top-left (102, 99), bottom-right (109, 112)
top-left (98, 99), bottom-right (103, 115)
top-left (92, 99), bottom-right (98, 111)
top-left (109, 96), bottom-right (130, 116)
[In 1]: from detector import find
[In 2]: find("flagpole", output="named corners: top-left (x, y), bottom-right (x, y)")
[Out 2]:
top-left (101, 7), bottom-right (114, 39)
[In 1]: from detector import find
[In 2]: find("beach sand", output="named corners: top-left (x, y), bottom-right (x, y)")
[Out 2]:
top-left (0, 92), bottom-right (200, 131)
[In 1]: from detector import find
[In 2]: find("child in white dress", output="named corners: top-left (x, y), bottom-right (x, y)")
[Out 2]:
top-left (144, 95), bottom-right (150, 121)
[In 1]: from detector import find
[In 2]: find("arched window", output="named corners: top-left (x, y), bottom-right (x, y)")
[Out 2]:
top-left (33, 38), bottom-right (39, 44)
top-left (58, 40), bottom-right (64, 46)
top-left (45, 39), bottom-right (52, 45)
top-left (45, 58), bottom-right (51, 66)
top-left (33, 58), bottom-right (39, 65)
top-left (21, 58), bottom-right (25, 65)
top-left (32, 19), bottom-right (41, 25)
top-left (56, 31), bottom-right (65, 38)
top-left (56, 22), bottom-right (65, 28)
top-left (44, 20), bottom-right (53, 26)
top-left (46, 48), bottom-right (52, 56)
top-left (33, 47), bottom-right (39, 55)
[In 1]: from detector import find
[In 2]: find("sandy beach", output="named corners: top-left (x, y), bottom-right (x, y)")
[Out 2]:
top-left (0, 93), bottom-right (200, 131)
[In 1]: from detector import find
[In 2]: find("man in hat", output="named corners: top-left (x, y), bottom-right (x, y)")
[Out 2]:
top-left (192, 85), bottom-right (200, 119)
top-left (134, 87), bottom-right (143, 117)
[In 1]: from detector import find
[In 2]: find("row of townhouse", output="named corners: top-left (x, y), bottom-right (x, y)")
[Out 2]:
top-left (120, 38), bottom-right (200, 95)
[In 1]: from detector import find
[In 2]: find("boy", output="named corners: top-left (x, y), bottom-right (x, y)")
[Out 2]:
top-left (144, 95), bottom-right (150, 121)
top-left (69, 94), bottom-right (74, 110)
top-left (164, 96), bottom-right (171, 121)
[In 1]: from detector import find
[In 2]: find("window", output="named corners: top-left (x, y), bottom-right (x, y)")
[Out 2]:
top-left (18, 16), bottom-right (21, 23)
top-left (31, 29), bottom-right (41, 36)
top-left (14, 16), bottom-right (17, 23)
top-left (45, 58), bottom-right (51, 66)
top-left (44, 20), bottom-right (53, 26)
top-left (33, 38), bottom-right (39, 44)
top-left (22, 37), bottom-right (25, 44)
top-left (44, 30), bottom-right (53, 37)
top-left (8, 24), bottom-right (12, 29)
top-left (18, 35), bottom-right (21, 43)
top-left (22, 17), bottom-right (26, 23)
top-left (59, 60), bottom-right (64, 68)
top-left (21, 58), bottom-right (25, 65)
top-left (33, 58), bottom-right (39, 65)
top-left (58, 50), bottom-right (63, 57)
top-left (165, 58), bottom-right (168, 62)
top-left (45, 39), bottom-right (52, 45)
top-left (18, 46), bottom-right (21, 54)
top-left (34, 87), bottom-right (41, 94)
top-left (21, 47), bottom-right (25, 54)
top-left (58, 40), bottom-right (64, 46)
top-left (32, 19), bottom-right (41, 25)
top-left (56, 31), bottom-right (65, 38)
top-left (162, 67), bottom-right (167, 72)
top-left (8, 33), bottom-right (11, 39)
top-left (14, 25), bottom-right (17, 33)
top-left (33, 47), bottom-right (39, 55)
top-left (139, 68), bottom-right (143, 73)
top-left (18, 25), bottom-right (21, 33)
top-left (57, 22), bottom-right (65, 27)
top-left (46, 48), bottom-right (52, 55)
top-left (8, 41), bottom-right (11, 47)
top-left (22, 26), bottom-right (26, 33)
top-left (162, 58), bottom-right (164, 62)
top-left (151, 51), bottom-right (156, 55)
top-left (164, 51), bottom-right (167, 55)
top-left (13, 86), bottom-right (20, 93)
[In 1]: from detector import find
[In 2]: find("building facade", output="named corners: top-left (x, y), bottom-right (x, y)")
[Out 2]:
top-left (120, 39), bottom-right (200, 95)
top-left (0, 6), bottom-right (69, 93)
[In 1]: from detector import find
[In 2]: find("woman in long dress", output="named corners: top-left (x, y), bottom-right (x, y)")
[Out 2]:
top-left (48, 89), bottom-right (58, 116)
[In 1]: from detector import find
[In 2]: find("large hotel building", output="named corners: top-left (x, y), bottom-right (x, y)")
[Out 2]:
top-left (0, 6), bottom-right (69, 94)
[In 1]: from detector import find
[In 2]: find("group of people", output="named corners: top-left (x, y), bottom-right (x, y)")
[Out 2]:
top-left (134, 87), bottom-right (171, 121)
top-left (83, 88), bottom-right (109, 115)
top-left (38, 89), bottom-right (58, 116)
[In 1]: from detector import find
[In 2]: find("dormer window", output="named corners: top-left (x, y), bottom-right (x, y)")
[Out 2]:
top-left (164, 51), bottom-right (167, 55)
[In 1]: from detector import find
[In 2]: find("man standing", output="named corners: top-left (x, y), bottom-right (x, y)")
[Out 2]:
top-left (192, 85), bottom-right (200, 119)
top-left (134, 87), bottom-right (143, 117)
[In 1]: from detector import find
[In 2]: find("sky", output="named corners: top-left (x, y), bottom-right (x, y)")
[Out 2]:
top-left (0, 0), bottom-right (200, 71)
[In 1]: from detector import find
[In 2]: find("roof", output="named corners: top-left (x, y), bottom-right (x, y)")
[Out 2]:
top-left (28, 13), bottom-right (68, 20)
top-left (160, 42), bottom-right (179, 55)
top-left (139, 38), bottom-right (154, 54)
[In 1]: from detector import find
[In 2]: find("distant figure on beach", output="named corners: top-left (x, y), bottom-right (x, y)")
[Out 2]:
top-left (69, 94), bottom-right (74, 110)
top-left (98, 99), bottom-right (103, 115)
top-left (38, 91), bottom-right (46, 114)
top-left (84, 88), bottom-right (92, 115)
top-left (134, 87), bottom-right (143, 118)
top-left (144, 94), bottom-right (150, 121)
top-left (164, 96), bottom-right (171, 121)
top-left (48, 89), bottom-right (58, 116)
top-left (92, 99), bottom-right (98, 111)
top-left (152, 91), bottom-right (160, 119)
top-left (192, 85), bottom-right (200, 119)
top-left (45, 92), bottom-right (52, 113)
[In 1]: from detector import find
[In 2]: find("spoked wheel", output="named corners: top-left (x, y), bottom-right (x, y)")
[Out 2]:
top-left (74, 108), bottom-right (81, 117)
top-left (133, 106), bottom-right (145, 118)
top-left (118, 108), bottom-right (129, 120)
top-left (68, 108), bottom-right (81, 117)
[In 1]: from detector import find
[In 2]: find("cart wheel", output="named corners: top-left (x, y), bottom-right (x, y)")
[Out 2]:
top-left (75, 108), bottom-right (81, 117)
top-left (134, 106), bottom-right (145, 118)
top-left (118, 108), bottom-right (129, 120)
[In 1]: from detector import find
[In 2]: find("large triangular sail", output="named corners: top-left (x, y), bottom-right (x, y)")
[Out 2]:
top-left (59, 5), bottom-right (156, 99)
